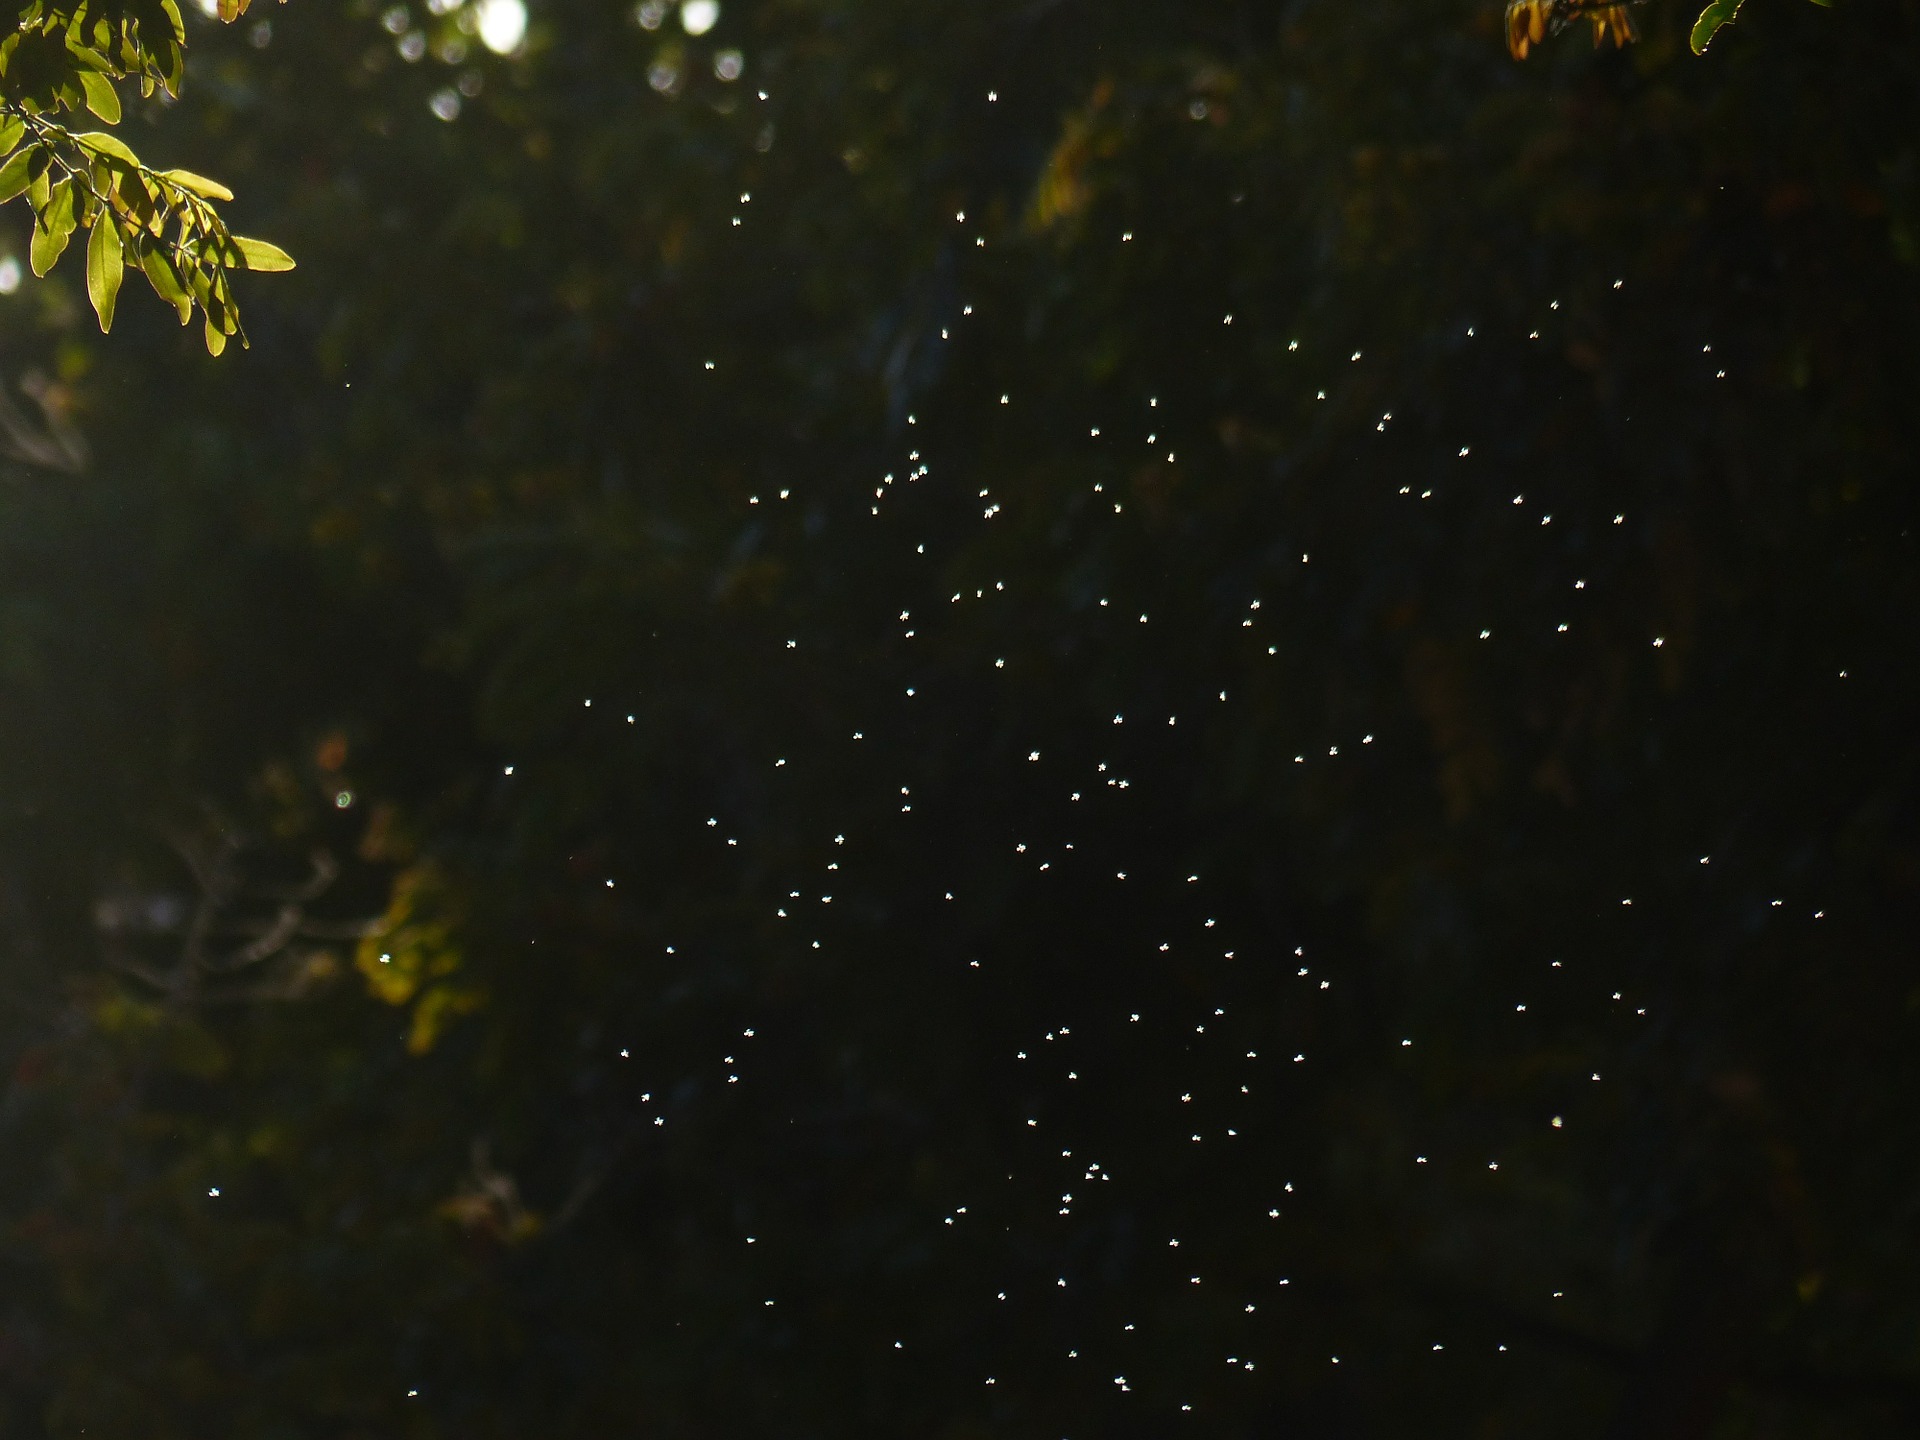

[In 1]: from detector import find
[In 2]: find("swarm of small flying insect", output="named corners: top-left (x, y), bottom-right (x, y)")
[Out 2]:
top-left (1506, 0), bottom-right (1644, 56)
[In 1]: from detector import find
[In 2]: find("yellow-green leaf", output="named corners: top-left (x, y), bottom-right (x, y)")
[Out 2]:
top-left (140, 245), bottom-right (192, 324)
top-left (79, 72), bottom-right (121, 124)
top-left (30, 221), bottom-right (64, 277)
top-left (0, 147), bottom-right (34, 205)
top-left (159, 168), bottom-right (235, 201)
top-left (204, 316), bottom-right (227, 355)
top-left (0, 117), bottom-right (23, 156)
top-left (232, 234), bottom-right (295, 272)
top-left (86, 215), bottom-right (123, 332)
top-left (76, 131), bottom-right (139, 166)
top-left (29, 179), bottom-right (78, 277)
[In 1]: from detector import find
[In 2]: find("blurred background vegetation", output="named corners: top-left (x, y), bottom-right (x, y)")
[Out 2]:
top-left (0, 0), bottom-right (1914, 1434)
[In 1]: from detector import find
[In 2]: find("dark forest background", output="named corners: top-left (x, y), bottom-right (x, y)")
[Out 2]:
top-left (0, 0), bottom-right (1915, 1435)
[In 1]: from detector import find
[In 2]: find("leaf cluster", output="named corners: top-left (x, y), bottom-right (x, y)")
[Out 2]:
top-left (0, 0), bottom-right (291, 349)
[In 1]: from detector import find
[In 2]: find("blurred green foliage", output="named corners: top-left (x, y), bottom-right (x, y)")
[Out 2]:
top-left (0, 0), bottom-right (1913, 1436)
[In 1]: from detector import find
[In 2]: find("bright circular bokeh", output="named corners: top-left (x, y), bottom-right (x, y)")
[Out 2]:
top-left (476, 0), bottom-right (528, 54)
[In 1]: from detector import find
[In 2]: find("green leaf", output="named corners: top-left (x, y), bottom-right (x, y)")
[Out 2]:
top-left (158, 168), bottom-right (235, 202)
top-left (76, 131), bottom-right (139, 166)
top-left (0, 117), bottom-right (23, 157)
top-left (1691, 0), bottom-right (1744, 53)
top-left (86, 215), bottom-right (123, 333)
top-left (232, 235), bottom-right (295, 272)
top-left (30, 179), bottom-right (78, 277)
top-left (0, 146), bottom-right (34, 205)
top-left (139, 244), bottom-right (193, 324)
top-left (119, 182), bottom-right (157, 232)
top-left (150, 35), bottom-right (185, 99)
top-left (203, 316), bottom-right (227, 355)
top-left (30, 221), bottom-right (63, 277)
top-left (79, 72), bottom-right (121, 124)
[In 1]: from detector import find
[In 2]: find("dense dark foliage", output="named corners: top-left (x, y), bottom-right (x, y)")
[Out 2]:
top-left (0, 0), bottom-right (1915, 1435)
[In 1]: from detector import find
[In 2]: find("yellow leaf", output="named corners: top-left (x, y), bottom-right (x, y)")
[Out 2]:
top-left (159, 168), bottom-right (235, 202)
